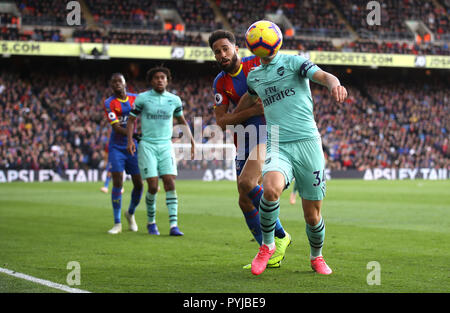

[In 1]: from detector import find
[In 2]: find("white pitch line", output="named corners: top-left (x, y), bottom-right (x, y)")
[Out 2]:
top-left (0, 267), bottom-right (91, 293)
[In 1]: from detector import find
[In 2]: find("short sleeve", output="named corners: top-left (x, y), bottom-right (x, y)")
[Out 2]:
top-left (130, 94), bottom-right (143, 117)
top-left (212, 76), bottom-right (229, 109)
top-left (173, 96), bottom-right (183, 117)
top-left (104, 99), bottom-right (119, 125)
top-left (292, 55), bottom-right (321, 80)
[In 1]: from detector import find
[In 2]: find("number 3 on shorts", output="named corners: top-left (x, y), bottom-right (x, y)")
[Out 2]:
top-left (312, 170), bottom-right (326, 187)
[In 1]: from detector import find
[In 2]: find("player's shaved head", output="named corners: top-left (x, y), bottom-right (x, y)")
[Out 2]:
top-left (110, 73), bottom-right (125, 83)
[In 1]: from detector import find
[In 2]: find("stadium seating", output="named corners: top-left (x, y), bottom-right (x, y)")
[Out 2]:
top-left (1, 26), bottom-right (62, 41)
top-left (333, 0), bottom-right (449, 40)
top-left (279, 0), bottom-right (350, 38)
top-left (315, 77), bottom-right (449, 170)
top-left (0, 0), bottom-right (447, 54)
top-left (0, 12), bottom-right (19, 26)
top-left (14, 0), bottom-right (86, 26)
top-left (0, 65), bottom-right (447, 171)
top-left (73, 28), bottom-right (206, 46)
top-left (218, 0), bottom-right (349, 37)
top-left (84, 0), bottom-right (222, 32)
top-left (172, 0), bottom-right (223, 32)
top-left (84, 0), bottom-right (161, 30)
top-left (341, 39), bottom-right (449, 55)
top-left (0, 1), bottom-right (448, 172)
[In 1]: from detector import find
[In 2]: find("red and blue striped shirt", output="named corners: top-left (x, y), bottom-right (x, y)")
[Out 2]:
top-left (213, 55), bottom-right (266, 130)
top-left (103, 92), bottom-right (137, 148)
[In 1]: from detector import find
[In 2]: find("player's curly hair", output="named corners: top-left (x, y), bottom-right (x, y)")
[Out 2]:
top-left (146, 66), bottom-right (172, 83)
top-left (208, 30), bottom-right (236, 49)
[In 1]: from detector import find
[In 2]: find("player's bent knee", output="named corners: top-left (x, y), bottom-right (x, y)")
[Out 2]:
top-left (262, 186), bottom-right (281, 201)
top-left (237, 177), bottom-right (255, 195)
top-left (163, 180), bottom-right (175, 191)
top-left (302, 201), bottom-right (322, 225)
top-left (304, 214), bottom-right (321, 226)
top-left (147, 186), bottom-right (158, 194)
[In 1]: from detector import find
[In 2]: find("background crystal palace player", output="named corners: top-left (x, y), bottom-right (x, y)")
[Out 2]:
top-left (103, 73), bottom-right (143, 235)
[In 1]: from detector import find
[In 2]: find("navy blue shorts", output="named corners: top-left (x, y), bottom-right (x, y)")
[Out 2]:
top-left (108, 144), bottom-right (140, 176)
top-left (235, 126), bottom-right (267, 177)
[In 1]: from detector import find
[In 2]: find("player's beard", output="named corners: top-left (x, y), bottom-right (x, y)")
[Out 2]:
top-left (221, 52), bottom-right (239, 73)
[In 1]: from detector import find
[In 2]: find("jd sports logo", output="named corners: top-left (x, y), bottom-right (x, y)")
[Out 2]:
top-left (414, 56), bottom-right (426, 67)
top-left (171, 47), bottom-right (185, 59)
top-left (277, 66), bottom-right (285, 76)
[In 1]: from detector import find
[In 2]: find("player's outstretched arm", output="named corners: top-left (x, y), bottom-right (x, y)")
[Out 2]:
top-left (215, 92), bottom-right (262, 130)
top-left (311, 70), bottom-right (348, 103)
top-left (126, 115), bottom-right (137, 155)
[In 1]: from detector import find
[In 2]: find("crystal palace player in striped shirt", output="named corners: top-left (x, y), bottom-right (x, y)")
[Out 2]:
top-left (209, 30), bottom-right (291, 269)
top-left (103, 73), bottom-right (143, 234)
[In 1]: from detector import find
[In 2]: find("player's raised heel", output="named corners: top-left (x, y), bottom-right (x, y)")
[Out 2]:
top-left (125, 211), bottom-right (138, 232)
top-left (310, 256), bottom-right (333, 275)
top-left (147, 223), bottom-right (160, 235)
top-left (107, 223), bottom-right (122, 234)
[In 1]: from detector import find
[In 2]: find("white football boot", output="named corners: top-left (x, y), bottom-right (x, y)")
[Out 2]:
top-left (125, 211), bottom-right (138, 232)
top-left (107, 223), bottom-right (122, 234)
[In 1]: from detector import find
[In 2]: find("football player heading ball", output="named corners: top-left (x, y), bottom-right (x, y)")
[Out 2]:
top-left (239, 20), bottom-right (348, 276)
top-left (209, 29), bottom-right (292, 269)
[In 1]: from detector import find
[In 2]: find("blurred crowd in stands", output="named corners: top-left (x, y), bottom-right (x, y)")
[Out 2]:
top-left (0, 0), bottom-right (448, 172)
top-left (0, 65), bottom-right (448, 172)
top-left (72, 29), bottom-right (206, 46)
top-left (315, 78), bottom-right (449, 170)
top-left (1, 27), bottom-right (62, 41)
top-left (0, 0), bottom-right (448, 55)
top-left (0, 67), bottom-right (221, 172)
top-left (84, 0), bottom-right (161, 30)
top-left (14, 0), bottom-right (86, 26)
top-left (341, 40), bottom-right (449, 55)
top-left (333, 0), bottom-right (449, 40)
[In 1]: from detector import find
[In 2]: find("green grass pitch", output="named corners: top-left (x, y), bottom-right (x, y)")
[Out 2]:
top-left (0, 179), bottom-right (449, 293)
